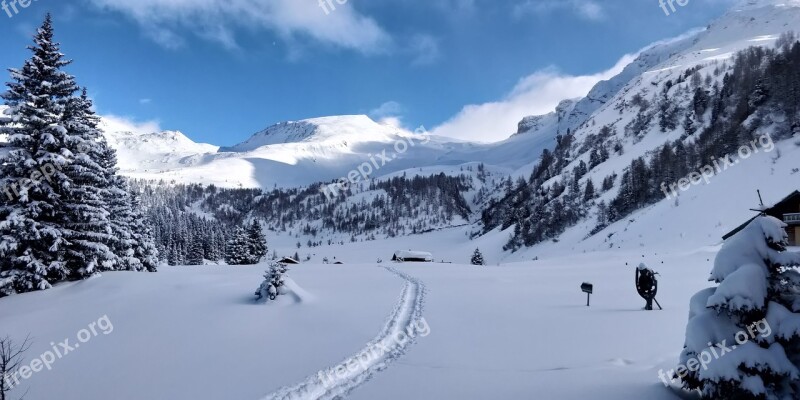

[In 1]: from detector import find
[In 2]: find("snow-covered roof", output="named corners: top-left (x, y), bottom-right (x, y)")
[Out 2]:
top-left (723, 191), bottom-right (800, 240)
top-left (393, 251), bottom-right (433, 261)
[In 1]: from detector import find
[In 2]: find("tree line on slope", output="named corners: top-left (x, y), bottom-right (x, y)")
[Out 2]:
top-left (605, 37), bottom-right (800, 228)
top-left (135, 171), bottom-right (474, 264)
top-left (482, 34), bottom-right (800, 251)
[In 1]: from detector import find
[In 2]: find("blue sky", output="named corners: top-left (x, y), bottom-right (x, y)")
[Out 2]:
top-left (0, 0), bottom-right (736, 145)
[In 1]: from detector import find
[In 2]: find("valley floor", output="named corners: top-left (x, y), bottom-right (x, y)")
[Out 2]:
top-left (0, 246), bottom-right (724, 399)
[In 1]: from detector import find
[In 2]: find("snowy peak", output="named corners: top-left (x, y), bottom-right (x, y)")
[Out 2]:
top-left (654, 0), bottom-right (800, 72)
top-left (222, 115), bottom-right (403, 153)
top-left (515, 99), bottom-right (577, 136)
top-left (510, 34), bottom-right (696, 142)
top-left (107, 130), bottom-right (218, 155)
top-left (99, 116), bottom-right (218, 155)
top-left (515, 114), bottom-right (556, 137)
top-left (712, 0), bottom-right (800, 42)
top-left (101, 123), bottom-right (219, 173)
top-left (733, 0), bottom-right (800, 10)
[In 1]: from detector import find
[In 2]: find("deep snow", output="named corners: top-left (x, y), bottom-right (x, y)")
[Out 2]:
top-left (1, 247), bottom-right (730, 400)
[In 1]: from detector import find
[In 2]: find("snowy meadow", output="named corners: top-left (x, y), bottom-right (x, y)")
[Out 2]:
top-left (0, 249), bottom-right (724, 400)
top-left (3, 1), bottom-right (800, 399)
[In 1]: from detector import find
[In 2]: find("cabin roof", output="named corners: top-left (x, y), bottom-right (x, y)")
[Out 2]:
top-left (393, 250), bottom-right (433, 259)
top-left (722, 191), bottom-right (800, 240)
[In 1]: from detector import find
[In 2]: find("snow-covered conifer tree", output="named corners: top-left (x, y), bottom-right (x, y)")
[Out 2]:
top-left (0, 15), bottom-right (78, 294)
top-left (0, 16), bottom-right (157, 296)
top-left (678, 216), bottom-right (800, 399)
top-left (471, 248), bottom-right (485, 266)
top-left (186, 239), bottom-right (205, 266)
top-left (124, 191), bottom-right (159, 271)
top-left (60, 89), bottom-right (117, 275)
top-left (255, 262), bottom-right (288, 302)
top-left (94, 120), bottom-right (158, 272)
top-left (225, 228), bottom-right (250, 265)
top-left (246, 220), bottom-right (268, 264)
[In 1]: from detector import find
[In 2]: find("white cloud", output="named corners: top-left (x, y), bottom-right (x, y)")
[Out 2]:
top-left (139, 98), bottom-right (152, 105)
top-left (431, 53), bottom-right (636, 143)
top-left (574, 1), bottom-right (604, 20)
top-left (370, 101), bottom-right (404, 118)
top-left (408, 34), bottom-right (441, 66)
top-left (369, 101), bottom-right (406, 128)
top-left (513, 0), bottom-right (606, 21)
top-left (99, 114), bottom-right (162, 136)
top-left (377, 116), bottom-right (404, 129)
top-left (85, 0), bottom-right (391, 53)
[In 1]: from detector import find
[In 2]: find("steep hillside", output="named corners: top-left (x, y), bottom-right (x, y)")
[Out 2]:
top-left (480, 0), bottom-right (800, 256)
top-left (136, 163), bottom-right (510, 264)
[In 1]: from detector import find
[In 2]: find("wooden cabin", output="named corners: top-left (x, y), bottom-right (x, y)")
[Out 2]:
top-left (723, 191), bottom-right (800, 246)
top-left (392, 250), bottom-right (434, 263)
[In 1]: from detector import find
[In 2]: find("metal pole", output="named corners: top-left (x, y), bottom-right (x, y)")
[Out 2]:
top-left (586, 292), bottom-right (590, 307)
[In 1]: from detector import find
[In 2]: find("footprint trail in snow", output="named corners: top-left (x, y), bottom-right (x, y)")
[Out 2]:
top-left (261, 266), bottom-right (428, 400)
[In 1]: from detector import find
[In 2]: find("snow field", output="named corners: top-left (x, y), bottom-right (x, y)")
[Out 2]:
top-left (0, 265), bottom-right (403, 400)
top-left (351, 250), bottom-right (719, 399)
top-left (1, 247), bottom-right (724, 399)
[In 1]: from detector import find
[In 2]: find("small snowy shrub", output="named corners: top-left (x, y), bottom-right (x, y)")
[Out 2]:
top-left (255, 262), bottom-right (289, 302)
top-left (471, 248), bottom-right (485, 266)
top-left (678, 216), bottom-right (800, 399)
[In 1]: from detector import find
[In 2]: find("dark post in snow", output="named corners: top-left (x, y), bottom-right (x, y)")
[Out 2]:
top-left (581, 282), bottom-right (593, 307)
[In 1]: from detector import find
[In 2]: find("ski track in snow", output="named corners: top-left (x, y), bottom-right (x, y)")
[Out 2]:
top-left (261, 266), bottom-right (427, 400)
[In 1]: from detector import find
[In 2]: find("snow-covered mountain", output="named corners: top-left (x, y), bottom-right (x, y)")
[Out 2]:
top-left (107, 1), bottom-right (798, 186)
top-left (477, 0), bottom-right (800, 257)
top-left (220, 115), bottom-right (400, 152)
top-left (100, 0), bottom-right (800, 256)
top-left (101, 27), bottom-right (699, 189)
top-left (103, 128), bottom-right (219, 173)
top-left (106, 113), bottom-right (565, 189)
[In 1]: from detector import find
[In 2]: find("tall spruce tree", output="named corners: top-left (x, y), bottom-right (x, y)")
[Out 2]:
top-left (225, 228), bottom-right (250, 265)
top-left (95, 119), bottom-right (158, 272)
top-left (246, 220), bottom-right (268, 264)
top-left (125, 190), bottom-right (159, 271)
top-left (0, 15), bottom-right (77, 294)
top-left (60, 89), bottom-right (117, 275)
top-left (186, 238), bottom-right (205, 266)
top-left (0, 15), bottom-right (157, 296)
